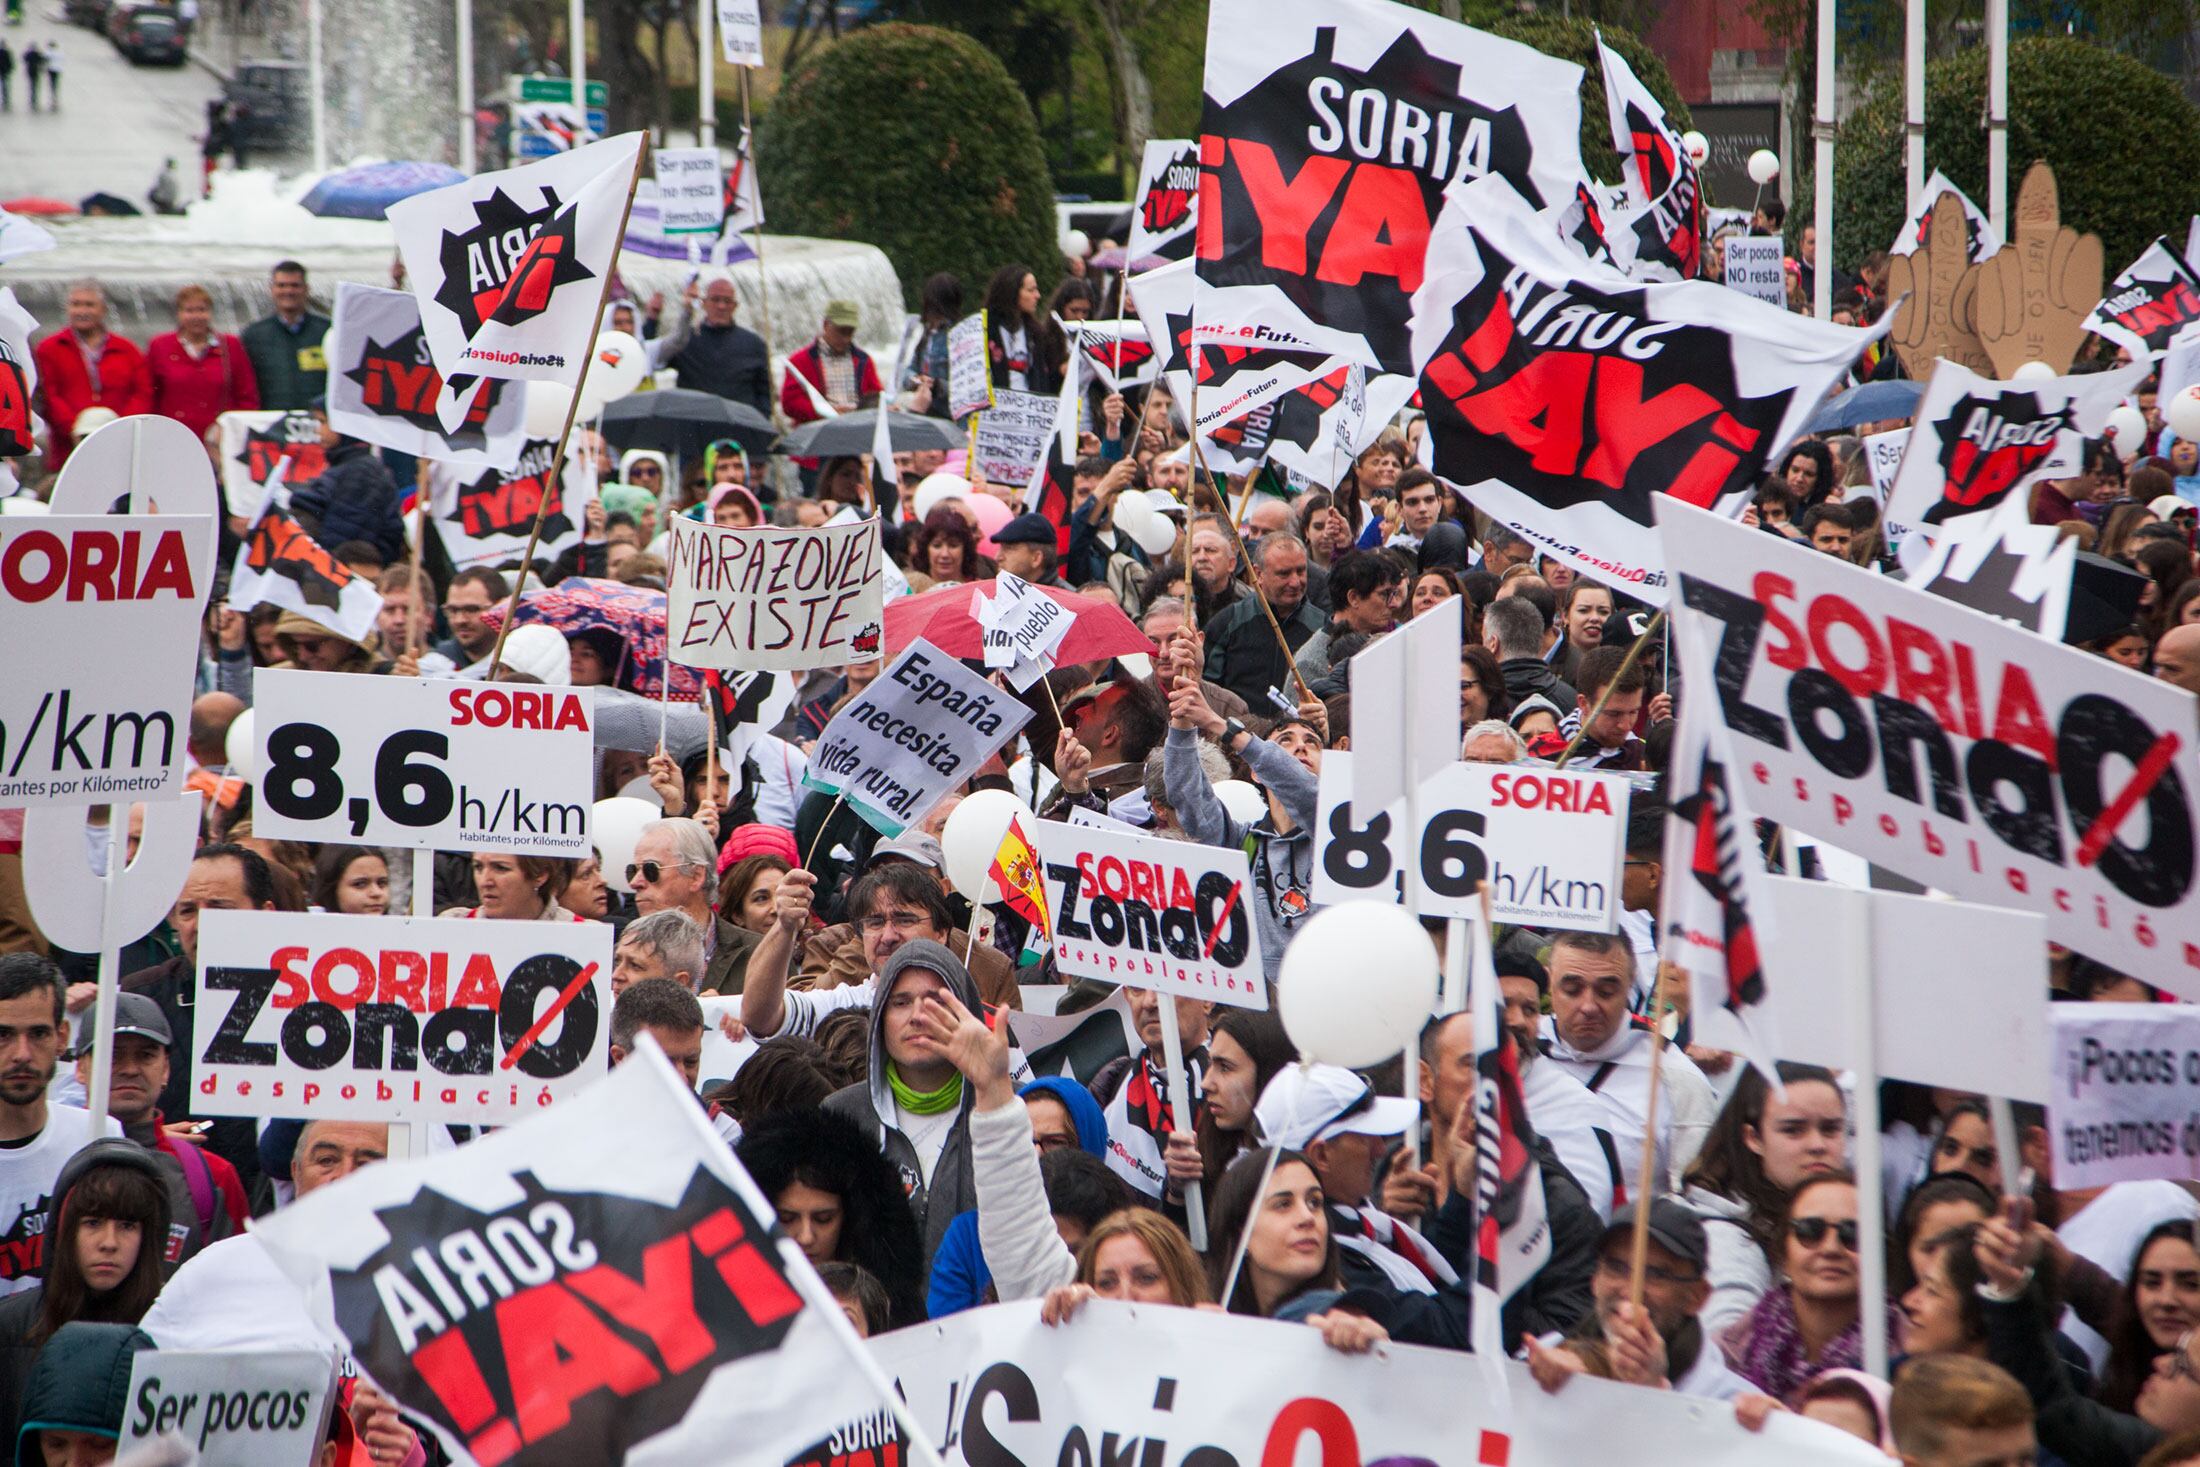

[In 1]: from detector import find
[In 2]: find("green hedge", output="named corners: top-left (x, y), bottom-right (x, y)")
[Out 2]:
top-left (759, 23), bottom-right (1062, 308)
top-left (1832, 36), bottom-right (2200, 275)
top-left (1489, 16), bottom-right (1692, 187)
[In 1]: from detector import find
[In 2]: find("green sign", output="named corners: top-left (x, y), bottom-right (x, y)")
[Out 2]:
top-left (514, 74), bottom-right (609, 109)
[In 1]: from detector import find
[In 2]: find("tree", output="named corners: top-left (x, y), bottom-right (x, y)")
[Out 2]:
top-left (759, 24), bottom-right (1062, 309)
top-left (1487, 16), bottom-right (1692, 185)
top-left (1831, 35), bottom-right (2200, 275)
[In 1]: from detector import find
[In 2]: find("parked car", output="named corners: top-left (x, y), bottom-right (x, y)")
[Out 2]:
top-left (225, 60), bottom-right (307, 155)
top-left (111, 6), bottom-right (185, 64)
top-left (62, 0), bottom-right (112, 27)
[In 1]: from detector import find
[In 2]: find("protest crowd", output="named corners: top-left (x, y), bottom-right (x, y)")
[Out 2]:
top-left (7, 1), bottom-right (2200, 1465)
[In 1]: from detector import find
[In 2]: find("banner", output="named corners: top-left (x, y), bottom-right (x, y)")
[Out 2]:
top-left (0, 289), bottom-right (36, 460)
top-left (803, 639), bottom-right (1033, 835)
top-left (1467, 904), bottom-right (1547, 1398)
top-left (969, 388), bottom-right (1056, 488)
top-left (425, 437), bottom-right (588, 572)
top-left (0, 513), bottom-right (213, 807)
top-left (1891, 170), bottom-right (2001, 260)
top-left (1597, 34), bottom-right (1700, 281)
top-left (1659, 496), bottom-right (2200, 991)
top-left (250, 670), bottom-right (595, 856)
top-left (1723, 235), bottom-right (1784, 307)
top-left (218, 411), bottom-right (327, 524)
top-left (387, 132), bottom-right (646, 385)
top-left (717, 0), bottom-right (763, 65)
top-left (194, 909), bottom-right (613, 1124)
top-left (652, 148), bottom-right (723, 235)
top-left (1128, 256), bottom-right (1340, 458)
top-left (1195, 0), bottom-right (1585, 387)
top-left (664, 517), bottom-right (885, 672)
top-left (228, 498), bottom-right (383, 647)
top-left (120, 1349), bottom-right (335, 1465)
top-left (1314, 752), bottom-right (1629, 931)
top-left (1036, 818), bottom-right (1267, 1007)
top-left (1861, 427), bottom-right (1905, 506)
top-left (1068, 318), bottom-right (1158, 393)
top-left (1909, 493), bottom-right (2078, 641)
top-left (1411, 175), bottom-right (1884, 601)
top-left (327, 285), bottom-right (526, 472)
top-left (2085, 238), bottom-right (2200, 361)
top-left (2050, 1006), bottom-right (2200, 1189)
top-left (1880, 359), bottom-right (2144, 544)
top-left (946, 311), bottom-right (992, 421)
top-left (1127, 137), bottom-right (1199, 267)
top-left (252, 1046), bottom-right (890, 1467)
top-left (843, 1300), bottom-right (1889, 1467)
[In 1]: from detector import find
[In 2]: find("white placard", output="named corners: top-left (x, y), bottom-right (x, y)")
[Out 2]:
top-left (1724, 235), bottom-right (1786, 306)
top-left (1037, 819), bottom-right (1267, 1008)
top-left (717, 0), bottom-right (763, 65)
top-left (1860, 427), bottom-right (1905, 509)
top-left (1313, 752), bottom-right (1629, 931)
top-left (969, 387), bottom-right (1055, 488)
top-left (194, 909), bottom-right (614, 1124)
top-left (0, 513), bottom-right (215, 807)
top-left (665, 517), bottom-right (885, 671)
top-left (120, 1350), bottom-right (333, 1466)
top-left (974, 573), bottom-right (1072, 687)
top-left (251, 670), bottom-right (596, 856)
top-left (947, 311), bottom-right (992, 421)
top-left (1347, 598), bottom-right (1460, 813)
top-left (802, 639), bottom-right (1034, 835)
top-left (2050, 1006), bottom-right (2200, 1189)
top-left (654, 147), bottom-right (723, 235)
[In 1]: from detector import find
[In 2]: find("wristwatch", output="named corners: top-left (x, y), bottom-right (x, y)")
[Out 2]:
top-left (1220, 718), bottom-right (1248, 751)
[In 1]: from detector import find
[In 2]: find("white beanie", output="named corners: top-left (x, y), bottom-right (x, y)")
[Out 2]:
top-left (498, 623), bottom-right (571, 685)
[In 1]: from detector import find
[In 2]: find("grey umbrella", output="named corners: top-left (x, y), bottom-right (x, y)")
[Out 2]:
top-left (1804, 379), bottom-right (1924, 434)
top-left (599, 389), bottom-right (776, 460)
top-left (774, 408), bottom-right (965, 459)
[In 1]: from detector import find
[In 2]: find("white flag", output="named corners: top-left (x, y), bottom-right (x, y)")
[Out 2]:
top-left (1596, 33), bottom-right (1702, 282)
top-left (388, 132), bottom-right (646, 386)
top-left (1127, 138), bottom-right (1198, 268)
top-left (326, 283), bottom-right (527, 470)
top-left (1890, 170), bottom-right (2002, 261)
top-left (226, 480), bottom-right (383, 646)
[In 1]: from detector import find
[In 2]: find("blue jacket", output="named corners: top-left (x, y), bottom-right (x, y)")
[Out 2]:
top-left (925, 1077), bottom-right (1110, 1318)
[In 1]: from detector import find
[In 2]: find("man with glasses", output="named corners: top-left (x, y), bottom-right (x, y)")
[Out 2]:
top-left (629, 818), bottom-right (757, 994)
top-left (1526, 1198), bottom-right (1752, 1401)
top-left (433, 567), bottom-right (508, 671)
top-left (740, 862), bottom-right (954, 1041)
top-left (657, 272), bottom-right (772, 419)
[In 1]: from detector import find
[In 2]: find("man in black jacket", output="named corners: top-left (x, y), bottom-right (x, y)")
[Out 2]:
top-left (658, 274), bottom-right (772, 419)
top-left (1486, 594), bottom-right (1577, 710)
top-left (292, 405), bottom-right (404, 565)
top-left (1204, 531), bottom-right (1321, 709)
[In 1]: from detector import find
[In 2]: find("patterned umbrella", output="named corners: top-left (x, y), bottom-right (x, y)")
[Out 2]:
top-left (482, 577), bottom-right (703, 698)
top-left (882, 578), bottom-right (1153, 664)
top-left (300, 162), bottom-right (468, 221)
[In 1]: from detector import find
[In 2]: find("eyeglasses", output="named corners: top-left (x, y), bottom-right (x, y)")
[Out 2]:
top-left (625, 859), bottom-right (698, 885)
top-left (629, 465), bottom-right (662, 479)
top-left (857, 910), bottom-right (931, 935)
top-left (1460, 679), bottom-right (1482, 691)
top-left (1790, 1216), bottom-right (1859, 1251)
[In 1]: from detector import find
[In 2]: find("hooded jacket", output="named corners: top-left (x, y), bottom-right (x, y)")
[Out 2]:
top-left (15, 1321), bottom-right (153, 1465)
top-left (1162, 725), bottom-right (1319, 982)
top-left (930, 1077), bottom-right (1113, 1318)
top-left (820, 940), bottom-right (982, 1266)
top-left (735, 1107), bottom-right (926, 1329)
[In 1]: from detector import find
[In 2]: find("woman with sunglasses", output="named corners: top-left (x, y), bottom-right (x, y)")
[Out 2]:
top-left (1726, 1172), bottom-right (1897, 1400)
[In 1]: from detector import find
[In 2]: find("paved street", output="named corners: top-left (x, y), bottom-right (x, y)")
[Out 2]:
top-left (0, 5), bottom-right (221, 207)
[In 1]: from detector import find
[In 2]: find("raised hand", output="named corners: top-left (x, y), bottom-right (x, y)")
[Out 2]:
top-left (1972, 163), bottom-right (2102, 375)
top-left (910, 987), bottom-right (1014, 1106)
top-left (1885, 192), bottom-right (1993, 379)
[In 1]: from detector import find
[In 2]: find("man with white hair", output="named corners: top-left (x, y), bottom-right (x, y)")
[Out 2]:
top-left (613, 909), bottom-right (706, 995)
top-left (1461, 719), bottom-right (1526, 763)
top-left (628, 818), bottom-right (757, 994)
top-left (32, 278), bottom-right (149, 472)
top-left (657, 272), bottom-right (771, 418)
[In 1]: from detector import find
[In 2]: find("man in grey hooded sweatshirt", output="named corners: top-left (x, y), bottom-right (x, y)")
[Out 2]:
top-left (822, 940), bottom-right (984, 1266)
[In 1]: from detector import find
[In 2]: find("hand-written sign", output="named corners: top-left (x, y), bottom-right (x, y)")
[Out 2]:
top-left (665, 517), bottom-right (885, 672)
top-left (970, 389), bottom-right (1056, 489)
top-left (1723, 236), bottom-right (1786, 307)
top-left (654, 148), bottom-right (723, 235)
top-left (948, 312), bottom-right (992, 421)
top-left (121, 1349), bottom-right (334, 1466)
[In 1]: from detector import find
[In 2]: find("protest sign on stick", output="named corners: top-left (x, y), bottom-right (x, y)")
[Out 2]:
top-left (664, 517), bottom-right (885, 672)
top-left (2051, 1006), bottom-right (2200, 1190)
top-left (425, 437), bottom-right (590, 572)
top-left (947, 311), bottom-right (992, 420)
top-left (969, 388), bottom-right (1056, 488)
top-left (974, 572), bottom-right (1073, 690)
top-left (118, 1350), bottom-right (335, 1466)
top-left (1723, 236), bottom-right (1784, 305)
top-left (217, 410), bottom-right (327, 524)
top-left (1038, 818), bottom-right (1267, 1009)
top-left (653, 147), bottom-right (723, 235)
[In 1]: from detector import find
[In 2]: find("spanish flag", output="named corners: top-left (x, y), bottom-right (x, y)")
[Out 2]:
top-left (986, 814), bottom-right (1051, 945)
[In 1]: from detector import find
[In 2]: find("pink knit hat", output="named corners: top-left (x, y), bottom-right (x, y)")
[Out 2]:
top-left (717, 822), bottom-right (800, 875)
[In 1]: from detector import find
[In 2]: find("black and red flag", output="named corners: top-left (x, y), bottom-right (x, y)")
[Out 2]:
top-left (1596, 33), bottom-right (1700, 282)
top-left (2085, 238), bottom-right (2200, 361)
top-left (0, 288), bottom-right (35, 461)
top-left (1128, 138), bottom-right (1200, 267)
top-left (328, 283), bottom-right (527, 471)
top-left (1466, 906), bottom-right (1547, 1404)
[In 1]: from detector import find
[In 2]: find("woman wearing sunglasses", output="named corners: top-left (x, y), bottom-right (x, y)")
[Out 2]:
top-left (1726, 1172), bottom-right (1897, 1400)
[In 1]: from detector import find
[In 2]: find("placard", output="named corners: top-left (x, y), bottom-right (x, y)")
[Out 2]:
top-left (1312, 752), bottom-right (1629, 932)
top-left (2050, 1006), bottom-right (2200, 1189)
top-left (1, 512), bottom-right (215, 807)
top-left (1860, 427), bottom-right (1905, 510)
top-left (664, 517), bottom-right (884, 672)
top-left (1349, 596), bottom-right (1458, 812)
top-left (947, 311), bottom-right (992, 421)
top-left (1036, 819), bottom-right (1267, 1007)
top-left (251, 670), bottom-right (596, 856)
top-left (974, 572), bottom-right (1071, 689)
top-left (969, 388), bottom-right (1054, 489)
top-left (717, 0), bottom-right (763, 65)
top-left (654, 147), bottom-right (723, 235)
top-left (120, 1350), bottom-right (334, 1466)
top-left (194, 910), bottom-right (613, 1124)
top-left (1660, 496), bottom-right (2200, 990)
top-left (217, 410), bottom-right (326, 523)
top-left (1723, 235), bottom-right (1785, 307)
top-left (802, 639), bottom-right (1033, 835)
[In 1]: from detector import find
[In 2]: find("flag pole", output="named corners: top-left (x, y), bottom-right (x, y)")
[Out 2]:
top-left (487, 137), bottom-right (651, 679)
top-left (1553, 609), bottom-right (1664, 770)
top-left (1626, 957), bottom-right (1674, 1312)
top-left (737, 69), bottom-right (777, 383)
top-left (1201, 462), bottom-right (1315, 705)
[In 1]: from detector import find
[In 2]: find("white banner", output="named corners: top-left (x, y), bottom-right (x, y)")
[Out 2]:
top-left (120, 1349), bottom-right (335, 1465)
top-left (1660, 496), bottom-right (2200, 990)
top-left (194, 909), bottom-right (612, 1124)
top-left (803, 639), bottom-right (1033, 835)
top-left (1036, 818), bottom-right (1267, 1007)
top-left (653, 147), bottom-right (723, 235)
top-left (218, 410), bottom-right (327, 524)
top-left (0, 513), bottom-right (214, 807)
top-left (1313, 752), bottom-right (1629, 931)
top-left (2085, 237), bottom-right (2200, 360)
top-left (717, 0), bottom-right (764, 65)
top-left (843, 1300), bottom-right (1888, 1467)
top-left (228, 500), bottom-right (386, 647)
top-left (1127, 137), bottom-right (1198, 267)
top-left (1861, 427), bottom-right (1905, 508)
top-left (250, 670), bottom-right (595, 856)
top-left (969, 388), bottom-right (1056, 489)
top-left (1597, 33), bottom-right (1702, 282)
top-left (387, 132), bottom-right (645, 385)
top-left (2050, 1006), bottom-right (2200, 1189)
top-left (974, 572), bottom-right (1071, 686)
top-left (664, 517), bottom-right (885, 672)
top-left (946, 311), bottom-right (992, 421)
top-left (1723, 235), bottom-right (1784, 307)
top-left (424, 437), bottom-right (589, 572)
top-left (326, 284), bottom-right (527, 471)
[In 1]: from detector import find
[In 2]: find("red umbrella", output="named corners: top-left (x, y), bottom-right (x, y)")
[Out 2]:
top-left (883, 580), bottom-right (1154, 665)
top-left (482, 577), bottom-right (703, 698)
top-left (1, 198), bottom-right (76, 216)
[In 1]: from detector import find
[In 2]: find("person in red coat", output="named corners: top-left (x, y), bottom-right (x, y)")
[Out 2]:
top-left (780, 299), bottom-right (881, 479)
top-left (146, 283), bottom-right (258, 442)
top-left (31, 279), bottom-right (151, 470)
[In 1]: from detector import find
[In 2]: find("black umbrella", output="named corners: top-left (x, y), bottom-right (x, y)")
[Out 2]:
top-left (599, 389), bottom-right (776, 461)
top-left (773, 408), bottom-right (964, 460)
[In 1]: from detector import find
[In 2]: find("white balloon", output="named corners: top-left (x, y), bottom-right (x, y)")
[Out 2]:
top-left (1111, 489), bottom-right (1154, 537)
top-left (2010, 361), bottom-right (2056, 383)
top-left (2105, 405), bottom-right (2148, 459)
top-left (225, 707), bottom-right (258, 782)
top-left (578, 331), bottom-right (651, 418)
top-left (940, 788), bottom-right (1036, 898)
top-left (525, 380), bottom-right (575, 440)
top-left (593, 796), bottom-right (662, 894)
top-left (1276, 903), bottom-right (1440, 1069)
top-left (1132, 515), bottom-right (1179, 558)
top-left (1681, 130), bottom-right (1710, 167)
top-left (1061, 228), bottom-right (1091, 261)
top-left (913, 471), bottom-right (972, 524)
top-left (2168, 386), bottom-right (2200, 442)
top-left (1747, 149), bottom-right (1780, 186)
top-left (1213, 779), bottom-right (1267, 824)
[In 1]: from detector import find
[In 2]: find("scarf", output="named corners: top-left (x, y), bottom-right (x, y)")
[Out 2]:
top-left (1730, 1285), bottom-right (1896, 1402)
top-left (886, 1065), bottom-right (962, 1116)
top-left (1102, 1049), bottom-right (1205, 1199)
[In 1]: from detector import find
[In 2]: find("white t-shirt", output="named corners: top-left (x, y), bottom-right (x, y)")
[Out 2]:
top-left (1519, 1055), bottom-right (1622, 1224)
top-left (0, 1106), bottom-right (123, 1297)
top-left (1001, 326), bottom-right (1030, 392)
top-left (896, 1101), bottom-right (957, 1186)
